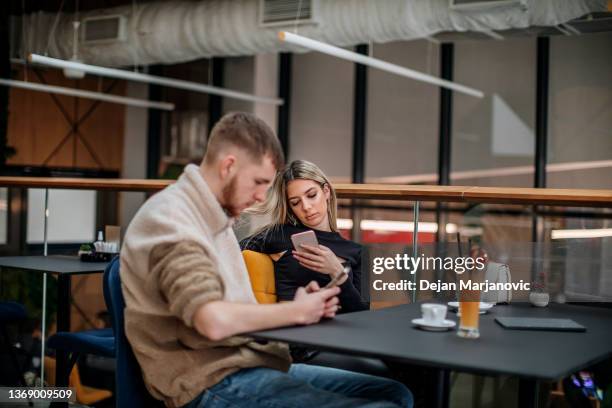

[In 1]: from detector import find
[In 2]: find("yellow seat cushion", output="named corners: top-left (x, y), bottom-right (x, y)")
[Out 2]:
top-left (44, 356), bottom-right (112, 405)
top-left (242, 250), bottom-right (277, 304)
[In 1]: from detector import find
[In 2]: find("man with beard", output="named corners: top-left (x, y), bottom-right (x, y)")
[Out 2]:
top-left (121, 112), bottom-right (413, 408)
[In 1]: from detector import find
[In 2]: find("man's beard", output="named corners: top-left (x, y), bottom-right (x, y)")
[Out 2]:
top-left (221, 176), bottom-right (243, 217)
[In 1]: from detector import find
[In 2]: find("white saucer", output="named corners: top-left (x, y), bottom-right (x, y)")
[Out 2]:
top-left (411, 318), bottom-right (456, 332)
top-left (447, 301), bottom-right (494, 312)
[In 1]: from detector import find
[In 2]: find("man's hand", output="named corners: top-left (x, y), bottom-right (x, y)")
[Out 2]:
top-left (194, 284), bottom-right (339, 341)
top-left (292, 244), bottom-right (344, 276)
top-left (292, 281), bottom-right (340, 324)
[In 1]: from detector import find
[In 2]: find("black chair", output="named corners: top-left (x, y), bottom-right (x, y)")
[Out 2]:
top-left (45, 287), bottom-right (115, 406)
top-left (47, 328), bottom-right (115, 377)
top-left (0, 301), bottom-right (28, 386)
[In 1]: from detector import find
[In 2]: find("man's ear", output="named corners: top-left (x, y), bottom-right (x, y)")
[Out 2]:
top-left (218, 155), bottom-right (237, 180)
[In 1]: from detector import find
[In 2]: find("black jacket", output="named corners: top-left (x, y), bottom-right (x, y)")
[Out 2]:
top-left (240, 224), bottom-right (369, 313)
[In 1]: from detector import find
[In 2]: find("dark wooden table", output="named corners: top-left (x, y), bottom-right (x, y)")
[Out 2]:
top-left (0, 256), bottom-right (109, 390)
top-left (252, 302), bottom-right (612, 408)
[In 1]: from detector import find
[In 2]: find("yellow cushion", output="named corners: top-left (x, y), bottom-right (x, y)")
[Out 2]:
top-left (242, 250), bottom-right (277, 304)
top-left (44, 356), bottom-right (112, 405)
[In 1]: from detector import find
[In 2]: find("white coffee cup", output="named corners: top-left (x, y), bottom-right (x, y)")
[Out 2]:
top-left (421, 304), bottom-right (447, 325)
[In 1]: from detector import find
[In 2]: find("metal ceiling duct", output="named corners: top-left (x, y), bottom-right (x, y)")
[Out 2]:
top-left (15, 0), bottom-right (606, 67)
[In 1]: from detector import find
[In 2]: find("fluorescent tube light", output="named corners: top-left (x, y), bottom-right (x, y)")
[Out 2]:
top-left (336, 218), bottom-right (354, 230)
top-left (551, 228), bottom-right (612, 240)
top-left (0, 78), bottom-right (174, 110)
top-left (29, 54), bottom-right (284, 106)
top-left (360, 220), bottom-right (439, 233)
top-left (278, 31), bottom-right (484, 99)
top-left (337, 219), bottom-right (460, 234)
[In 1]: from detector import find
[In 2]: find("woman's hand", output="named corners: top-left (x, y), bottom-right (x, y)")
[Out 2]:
top-left (292, 244), bottom-right (344, 276)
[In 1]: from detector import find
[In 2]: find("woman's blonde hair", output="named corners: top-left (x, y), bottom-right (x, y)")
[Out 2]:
top-left (247, 160), bottom-right (338, 232)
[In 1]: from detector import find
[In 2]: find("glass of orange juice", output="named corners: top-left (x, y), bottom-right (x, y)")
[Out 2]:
top-left (457, 289), bottom-right (480, 339)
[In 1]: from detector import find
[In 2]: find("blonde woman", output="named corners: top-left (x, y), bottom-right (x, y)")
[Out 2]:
top-left (241, 160), bottom-right (368, 313)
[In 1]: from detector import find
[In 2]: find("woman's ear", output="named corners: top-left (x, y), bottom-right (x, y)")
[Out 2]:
top-left (322, 183), bottom-right (331, 201)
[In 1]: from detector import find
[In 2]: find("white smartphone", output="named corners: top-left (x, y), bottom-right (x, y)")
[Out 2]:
top-left (324, 271), bottom-right (348, 289)
top-left (305, 271), bottom-right (348, 294)
top-left (290, 230), bottom-right (318, 252)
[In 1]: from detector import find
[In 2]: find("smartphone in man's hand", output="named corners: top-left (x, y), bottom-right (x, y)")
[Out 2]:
top-left (303, 272), bottom-right (346, 294)
top-left (324, 272), bottom-right (348, 289)
top-left (290, 230), bottom-right (318, 253)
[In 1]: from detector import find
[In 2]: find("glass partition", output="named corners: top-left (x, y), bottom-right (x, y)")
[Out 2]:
top-left (332, 200), bottom-right (612, 308)
top-left (541, 207), bottom-right (612, 302)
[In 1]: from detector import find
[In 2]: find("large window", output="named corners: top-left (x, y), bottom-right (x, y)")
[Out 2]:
top-left (451, 38), bottom-right (536, 187)
top-left (548, 32), bottom-right (612, 189)
top-left (290, 51), bottom-right (354, 178)
top-left (366, 40), bottom-right (440, 182)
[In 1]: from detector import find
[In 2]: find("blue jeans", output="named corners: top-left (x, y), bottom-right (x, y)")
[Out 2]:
top-left (185, 364), bottom-right (413, 408)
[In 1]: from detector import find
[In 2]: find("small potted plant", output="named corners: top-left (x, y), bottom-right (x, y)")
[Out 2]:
top-left (78, 243), bottom-right (93, 257)
top-left (529, 272), bottom-right (550, 307)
